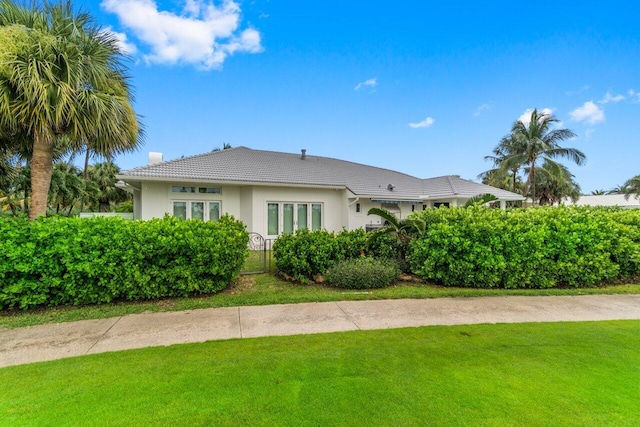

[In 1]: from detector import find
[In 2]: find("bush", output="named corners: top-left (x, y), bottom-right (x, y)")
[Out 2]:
top-left (273, 229), bottom-right (362, 282)
top-left (409, 206), bottom-right (640, 288)
top-left (326, 257), bottom-right (400, 289)
top-left (0, 215), bottom-right (249, 309)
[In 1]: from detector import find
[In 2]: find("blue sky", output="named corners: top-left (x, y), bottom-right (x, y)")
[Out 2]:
top-left (77, 0), bottom-right (639, 193)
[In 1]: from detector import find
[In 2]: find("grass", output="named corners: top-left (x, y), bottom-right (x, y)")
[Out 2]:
top-left (2, 271), bottom-right (640, 330)
top-left (1, 320), bottom-right (639, 425)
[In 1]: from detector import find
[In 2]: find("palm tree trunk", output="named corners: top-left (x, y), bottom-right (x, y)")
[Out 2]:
top-left (530, 166), bottom-right (536, 207)
top-left (83, 147), bottom-right (90, 180)
top-left (29, 131), bottom-right (54, 220)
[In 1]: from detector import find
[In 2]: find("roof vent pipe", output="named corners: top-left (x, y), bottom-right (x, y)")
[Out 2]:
top-left (301, 149), bottom-right (306, 160)
top-left (149, 152), bottom-right (163, 165)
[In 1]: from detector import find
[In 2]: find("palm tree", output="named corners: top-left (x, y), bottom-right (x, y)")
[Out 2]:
top-left (622, 175), bottom-right (640, 200)
top-left (49, 162), bottom-right (85, 215)
top-left (590, 189), bottom-right (607, 195)
top-left (607, 184), bottom-right (629, 195)
top-left (87, 161), bottom-right (129, 212)
top-left (0, 0), bottom-right (142, 220)
top-left (497, 109), bottom-right (585, 205)
top-left (534, 160), bottom-right (581, 205)
top-left (480, 136), bottom-right (523, 193)
top-left (367, 208), bottom-right (425, 260)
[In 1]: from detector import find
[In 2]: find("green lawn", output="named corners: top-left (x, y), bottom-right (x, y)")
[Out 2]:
top-left (1, 321), bottom-right (639, 426)
top-left (2, 272), bottom-right (640, 329)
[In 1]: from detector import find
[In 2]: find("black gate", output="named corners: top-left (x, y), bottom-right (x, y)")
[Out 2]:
top-left (241, 232), bottom-right (272, 274)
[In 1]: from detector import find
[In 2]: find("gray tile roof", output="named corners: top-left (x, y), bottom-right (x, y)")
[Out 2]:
top-left (119, 146), bottom-right (524, 200)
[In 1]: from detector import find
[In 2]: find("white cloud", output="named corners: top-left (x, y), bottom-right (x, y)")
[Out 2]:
top-left (473, 103), bottom-right (492, 117)
top-left (104, 27), bottom-right (138, 55)
top-left (565, 85), bottom-right (590, 96)
top-left (408, 116), bottom-right (435, 128)
top-left (354, 78), bottom-right (377, 91)
top-left (629, 89), bottom-right (640, 103)
top-left (599, 91), bottom-right (625, 104)
top-left (517, 108), bottom-right (554, 126)
top-left (101, 0), bottom-right (262, 70)
top-left (570, 101), bottom-right (605, 124)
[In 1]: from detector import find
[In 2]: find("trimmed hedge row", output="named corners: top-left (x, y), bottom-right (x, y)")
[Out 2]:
top-left (273, 228), bottom-right (401, 282)
top-left (0, 215), bottom-right (249, 309)
top-left (409, 206), bottom-right (640, 288)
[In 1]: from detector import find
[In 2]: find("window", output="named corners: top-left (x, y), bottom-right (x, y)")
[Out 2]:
top-left (173, 201), bottom-right (187, 219)
top-left (267, 203), bottom-right (279, 235)
top-left (312, 204), bottom-right (322, 231)
top-left (267, 202), bottom-right (322, 235)
top-left (172, 186), bottom-right (196, 193)
top-left (173, 200), bottom-right (221, 221)
top-left (434, 202), bottom-right (450, 208)
top-left (297, 204), bottom-right (308, 229)
top-left (209, 202), bottom-right (220, 221)
top-left (198, 187), bottom-right (221, 194)
top-left (172, 186), bottom-right (221, 194)
top-left (283, 204), bottom-right (294, 234)
top-left (355, 203), bottom-right (361, 213)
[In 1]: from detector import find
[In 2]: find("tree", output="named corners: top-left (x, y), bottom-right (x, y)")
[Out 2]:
top-left (480, 136), bottom-right (524, 194)
top-left (464, 193), bottom-right (499, 208)
top-left (49, 162), bottom-right (85, 215)
top-left (367, 208), bottom-right (425, 260)
top-left (534, 160), bottom-right (581, 205)
top-left (87, 161), bottom-right (129, 212)
top-left (0, 0), bottom-right (142, 219)
top-left (622, 175), bottom-right (640, 200)
top-left (496, 109), bottom-right (585, 205)
top-left (590, 189), bottom-right (607, 195)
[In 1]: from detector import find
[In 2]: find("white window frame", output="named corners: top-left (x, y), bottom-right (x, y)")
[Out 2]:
top-left (172, 200), bottom-right (222, 221)
top-left (266, 202), bottom-right (323, 236)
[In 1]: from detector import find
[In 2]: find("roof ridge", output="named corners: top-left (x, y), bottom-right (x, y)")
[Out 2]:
top-left (244, 147), bottom-right (423, 180)
top-left (446, 175), bottom-right (459, 195)
top-left (122, 146), bottom-right (249, 173)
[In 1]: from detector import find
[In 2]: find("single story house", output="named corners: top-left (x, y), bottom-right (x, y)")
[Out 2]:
top-left (565, 194), bottom-right (640, 209)
top-left (116, 147), bottom-right (524, 237)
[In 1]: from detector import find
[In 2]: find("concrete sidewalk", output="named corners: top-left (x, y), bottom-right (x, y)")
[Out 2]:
top-left (2, 294), bottom-right (640, 368)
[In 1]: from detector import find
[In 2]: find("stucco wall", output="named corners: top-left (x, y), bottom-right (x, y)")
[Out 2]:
top-left (250, 186), bottom-right (346, 237)
top-left (140, 182), bottom-right (242, 220)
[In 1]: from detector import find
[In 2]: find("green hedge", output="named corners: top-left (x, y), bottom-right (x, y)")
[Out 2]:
top-left (326, 257), bottom-right (400, 289)
top-left (0, 215), bottom-right (249, 309)
top-left (409, 206), bottom-right (640, 288)
top-left (272, 228), bottom-right (406, 282)
top-left (272, 229), bottom-right (366, 282)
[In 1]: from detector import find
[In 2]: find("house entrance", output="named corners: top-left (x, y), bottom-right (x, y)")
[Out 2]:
top-left (241, 232), bottom-right (273, 274)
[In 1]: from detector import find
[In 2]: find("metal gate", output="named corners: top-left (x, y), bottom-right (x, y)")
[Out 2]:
top-left (241, 232), bottom-right (272, 274)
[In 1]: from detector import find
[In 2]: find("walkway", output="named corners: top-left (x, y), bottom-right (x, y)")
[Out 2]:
top-left (2, 294), bottom-right (640, 368)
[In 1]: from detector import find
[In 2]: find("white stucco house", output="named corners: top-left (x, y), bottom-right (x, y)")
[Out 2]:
top-left (116, 147), bottom-right (524, 238)
top-left (565, 194), bottom-right (640, 209)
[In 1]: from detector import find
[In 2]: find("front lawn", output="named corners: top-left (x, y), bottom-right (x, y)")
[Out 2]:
top-left (1, 321), bottom-right (639, 425)
top-left (2, 273), bottom-right (640, 329)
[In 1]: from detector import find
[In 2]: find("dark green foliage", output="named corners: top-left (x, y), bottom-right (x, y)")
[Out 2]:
top-left (272, 229), bottom-right (367, 282)
top-left (0, 215), bottom-right (249, 309)
top-left (325, 257), bottom-right (400, 289)
top-left (410, 206), bottom-right (640, 288)
top-left (273, 228), bottom-right (410, 281)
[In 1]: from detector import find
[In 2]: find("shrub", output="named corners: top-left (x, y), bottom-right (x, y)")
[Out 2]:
top-left (0, 215), bottom-right (249, 309)
top-left (326, 257), bottom-right (400, 289)
top-left (409, 206), bottom-right (640, 288)
top-left (273, 229), bottom-right (350, 282)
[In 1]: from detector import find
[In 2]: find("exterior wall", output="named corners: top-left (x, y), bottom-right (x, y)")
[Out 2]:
top-left (139, 182), bottom-right (242, 219)
top-left (249, 186), bottom-right (346, 237)
top-left (239, 187), bottom-right (254, 229)
top-left (133, 190), bottom-right (142, 220)
top-left (347, 198), bottom-right (427, 230)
